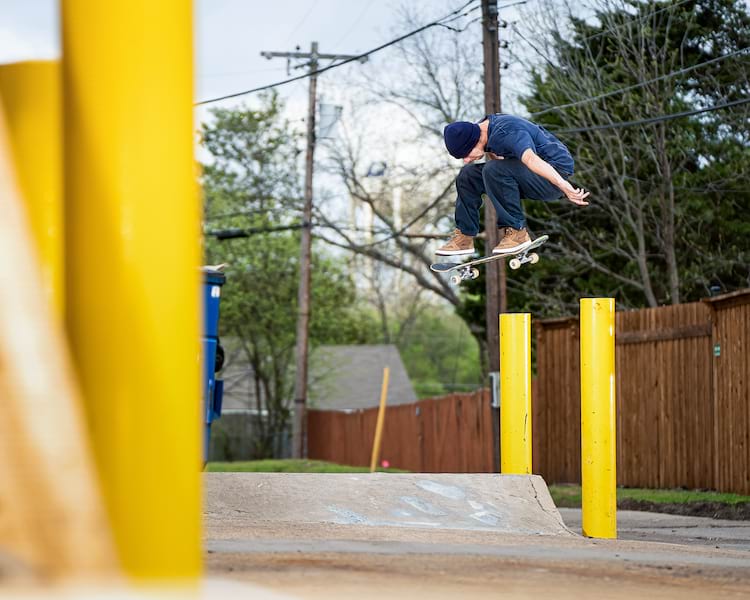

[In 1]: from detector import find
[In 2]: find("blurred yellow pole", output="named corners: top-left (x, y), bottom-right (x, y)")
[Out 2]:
top-left (500, 313), bottom-right (532, 474)
top-left (62, 0), bottom-right (201, 579)
top-left (0, 61), bottom-right (64, 318)
top-left (370, 367), bottom-right (390, 472)
top-left (0, 90), bottom-right (117, 579)
top-left (580, 298), bottom-right (617, 539)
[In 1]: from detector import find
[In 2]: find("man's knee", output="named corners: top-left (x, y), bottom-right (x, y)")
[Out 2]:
top-left (481, 158), bottom-right (515, 180)
top-left (457, 163), bottom-right (483, 188)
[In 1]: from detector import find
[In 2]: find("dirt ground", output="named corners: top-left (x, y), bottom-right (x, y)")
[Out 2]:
top-left (204, 519), bottom-right (750, 599)
top-left (618, 499), bottom-right (750, 521)
top-left (206, 549), bottom-right (750, 599)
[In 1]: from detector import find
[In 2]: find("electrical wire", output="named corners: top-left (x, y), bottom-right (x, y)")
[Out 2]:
top-left (579, 0), bottom-right (694, 44)
top-left (512, 0), bottom-right (698, 72)
top-left (551, 96), bottom-right (750, 134)
top-left (195, 0), bottom-right (478, 106)
top-left (282, 0), bottom-right (320, 46)
top-left (530, 48), bottom-right (750, 117)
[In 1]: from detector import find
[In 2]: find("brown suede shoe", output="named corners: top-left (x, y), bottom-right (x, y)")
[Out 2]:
top-left (493, 226), bottom-right (532, 254)
top-left (436, 228), bottom-right (475, 256)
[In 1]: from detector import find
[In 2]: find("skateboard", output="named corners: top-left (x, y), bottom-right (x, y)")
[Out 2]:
top-left (430, 235), bottom-right (549, 285)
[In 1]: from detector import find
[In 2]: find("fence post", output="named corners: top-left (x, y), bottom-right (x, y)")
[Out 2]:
top-left (62, 0), bottom-right (201, 578)
top-left (580, 298), bottom-right (617, 538)
top-left (500, 313), bottom-right (532, 474)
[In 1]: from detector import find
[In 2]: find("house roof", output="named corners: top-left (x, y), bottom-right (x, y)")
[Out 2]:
top-left (308, 344), bottom-right (417, 411)
top-left (216, 341), bottom-right (416, 412)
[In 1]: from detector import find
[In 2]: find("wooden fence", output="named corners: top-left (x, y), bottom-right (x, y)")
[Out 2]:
top-left (308, 289), bottom-right (750, 494)
top-left (309, 391), bottom-right (495, 473)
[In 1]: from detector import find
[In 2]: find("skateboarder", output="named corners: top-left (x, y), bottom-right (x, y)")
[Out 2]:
top-left (435, 114), bottom-right (590, 256)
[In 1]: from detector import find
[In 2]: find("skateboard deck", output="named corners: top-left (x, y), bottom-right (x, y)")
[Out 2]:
top-left (430, 235), bottom-right (548, 284)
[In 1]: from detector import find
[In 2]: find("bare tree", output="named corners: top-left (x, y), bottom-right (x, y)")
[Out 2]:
top-left (511, 0), bottom-right (750, 308)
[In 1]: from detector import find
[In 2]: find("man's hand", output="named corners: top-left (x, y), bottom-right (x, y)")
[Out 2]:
top-left (559, 180), bottom-right (590, 206)
top-left (486, 152), bottom-right (504, 160)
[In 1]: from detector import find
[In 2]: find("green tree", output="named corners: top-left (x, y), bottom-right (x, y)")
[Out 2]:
top-left (510, 0), bottom-right (750, 313)
top-left (396, 307), bottom-right (483, 398)
top-left (202, 94), bottom-right (379, 457)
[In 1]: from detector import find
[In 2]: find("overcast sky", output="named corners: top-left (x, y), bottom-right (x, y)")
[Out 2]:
top-left (0, 0), bottom-right (519, 123)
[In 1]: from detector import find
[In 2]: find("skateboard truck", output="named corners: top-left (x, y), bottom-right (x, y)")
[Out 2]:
top-left (430, 235), bottom-right (548, 285)
top-left (508, 248), bottom-right (541, 271)
top-left (449, 265), bottom-right (481, 285)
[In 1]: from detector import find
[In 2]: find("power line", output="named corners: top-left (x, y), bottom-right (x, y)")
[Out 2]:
top-left (621, 175), bottom-right (749, 193)
top-left (552, 96), bottom-right (750, 134)
top-left (579, 0), bottom-right (694, 44)
top-left (283, 0), bottom-right (320, 46)
top-left (208, 223), bottom-right (305, 240)
top-left (530, 48), bottom-right (750, 117)
top-left (512, 0), bottom-right (697, 71)
top-left (195, 0), bottom-right (479, 106)
top-left (329, 3), bottom-right (373, 51)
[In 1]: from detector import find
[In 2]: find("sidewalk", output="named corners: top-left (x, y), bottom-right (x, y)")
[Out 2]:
top-left (559, 508), bottom-right (750, 551)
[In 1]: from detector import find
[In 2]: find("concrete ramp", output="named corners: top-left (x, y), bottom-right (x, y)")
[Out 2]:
top-left (205, 473), bottom-right (571, 536)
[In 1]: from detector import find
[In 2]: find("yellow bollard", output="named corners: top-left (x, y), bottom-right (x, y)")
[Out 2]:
top-left (580, 298), bottom-right (617, 538)
top-left (0, 61), bottom-right (64, 318)
top-left (500, 313), bottom-right (532, 474)
top-left (62, 1), bottom-right (201, 579)
top-left (370, 367), bottom-right (390, 472)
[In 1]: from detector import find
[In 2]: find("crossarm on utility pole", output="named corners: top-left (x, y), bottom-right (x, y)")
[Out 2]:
top-left (259, 41), bottom-right (368, 459)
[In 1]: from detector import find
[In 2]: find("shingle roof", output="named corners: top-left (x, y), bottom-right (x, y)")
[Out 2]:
top-left (309, 344), bottom-right (417, 410)
top-left (216, 340), bottom-right (416, 412)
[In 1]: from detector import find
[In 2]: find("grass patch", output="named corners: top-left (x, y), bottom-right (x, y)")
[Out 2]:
top-left (549, 483), bottom-right (750, 507)
top-left (205, 459), bottom-right (407, 473)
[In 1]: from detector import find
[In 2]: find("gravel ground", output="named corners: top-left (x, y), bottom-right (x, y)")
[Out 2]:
top-left (205, 513), bottom-right (750, 599)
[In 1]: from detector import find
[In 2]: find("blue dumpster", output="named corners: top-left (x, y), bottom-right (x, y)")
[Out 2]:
top-left (202, 266), bottom-right (226, 463)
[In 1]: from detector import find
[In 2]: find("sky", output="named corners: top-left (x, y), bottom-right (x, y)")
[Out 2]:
top-left (0, 0), bottom-right (525, 123)
top-left (0, 0), bottom-right (532, 244)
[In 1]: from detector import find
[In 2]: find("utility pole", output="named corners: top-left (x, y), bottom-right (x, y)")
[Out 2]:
top-left (261, 43), bottom-right (366, 459)
top-left (481, 0), bottom-right (505, 472)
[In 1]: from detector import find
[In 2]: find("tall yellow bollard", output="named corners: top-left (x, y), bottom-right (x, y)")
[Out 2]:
top-left (580, 298), bottom-right (617, 538)
top-left (500, 313), bottom-right (532, 474)
top-left (0, 61), bottom-right (64, 318)
top-left (62, 1), bottom-right (201, 579)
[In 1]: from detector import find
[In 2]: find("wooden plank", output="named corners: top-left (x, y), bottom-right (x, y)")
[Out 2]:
top-left (702, 288), bottom-right (750, 305)
top-left (616, 323), bottom-right (711, 345)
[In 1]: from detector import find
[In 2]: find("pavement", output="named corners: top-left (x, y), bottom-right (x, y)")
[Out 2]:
top-left (5, 474), bottom-right (750, 598)
top-left (202, 473), bottom-right (750, 599)
top-left (560, 507), bottom-right (750, 551)
top-left (204, 472), bottom-right (570, 534)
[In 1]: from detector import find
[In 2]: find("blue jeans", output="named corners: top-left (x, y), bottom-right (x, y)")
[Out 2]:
top-left (454, 159), bottom-right (568, 234)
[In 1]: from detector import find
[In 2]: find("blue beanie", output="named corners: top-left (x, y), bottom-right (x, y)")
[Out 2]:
top-left (443, 121), bottom-right (481, 158)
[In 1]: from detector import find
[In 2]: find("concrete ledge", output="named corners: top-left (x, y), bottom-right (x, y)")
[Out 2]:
top-left (204, 473), bottom-right (571, 536)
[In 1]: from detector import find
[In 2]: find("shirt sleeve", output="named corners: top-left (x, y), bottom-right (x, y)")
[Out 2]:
top-left (491, 128), bottom-right (536, 160)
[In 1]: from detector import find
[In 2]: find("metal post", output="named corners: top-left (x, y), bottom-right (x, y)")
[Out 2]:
top-left (0, 61), bottom-right (64, 318)
top-left (62, 0), bottom-right (201, 578)
top-left (500, 313), bottom-right (532, 474)
top-left (0, 76), bottom-right (117, 578)
top-left (580, 298), bottom-right (617, 539)
top-left (370, 367), bottom-right (390, 472)
top-left (489, 371), bottom-right (500, 472)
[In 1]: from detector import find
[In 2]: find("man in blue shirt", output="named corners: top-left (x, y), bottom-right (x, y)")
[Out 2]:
top-left (436, 114), bottom-right (589, 256)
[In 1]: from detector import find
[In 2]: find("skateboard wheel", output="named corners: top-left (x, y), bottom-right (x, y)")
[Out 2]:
top-left (529, 253), bottom-right (539, 265)
top-left (450, 275), bottom-right (462, 285)
top-left (509, 258), bottom-right (521, 270)
top-left (471, 268), bottom-right (480, 279)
